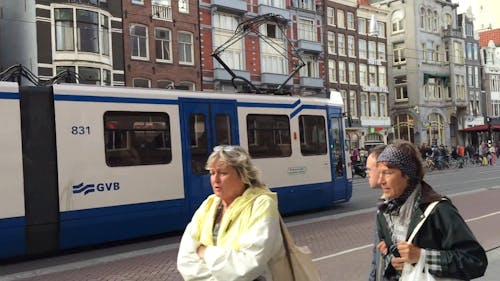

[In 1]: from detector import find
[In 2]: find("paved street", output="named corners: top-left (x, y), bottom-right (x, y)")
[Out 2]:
top-left (1, 166), bottom-right (500, 281)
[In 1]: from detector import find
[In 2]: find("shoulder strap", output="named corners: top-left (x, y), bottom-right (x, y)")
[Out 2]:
top-left (278, 217), bottom-right (297, 281)
top-left (407, 200), bottom-right (442, 243)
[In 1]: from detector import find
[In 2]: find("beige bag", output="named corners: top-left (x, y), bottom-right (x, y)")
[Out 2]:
top-left (270, 217), bottom-right (321, 281)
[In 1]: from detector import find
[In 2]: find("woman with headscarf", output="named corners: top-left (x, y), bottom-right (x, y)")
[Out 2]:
top-left (373, 140), bottom-right (487, 280)
top-left (177, 145), bottom-right (284, 281)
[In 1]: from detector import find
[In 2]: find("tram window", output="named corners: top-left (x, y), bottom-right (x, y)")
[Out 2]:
top-left (189, 114), bottom-right (208, 174)
top-left (299, 115), bottom-right (327, 155)
top-left (247, 114), bottom-right (291, 158)
top-left (215, 114), bottom-right (231, 145)
top-left (330, 117), bottom-right (344, 177)
top-left (104, 111), bottom-right (172, 167)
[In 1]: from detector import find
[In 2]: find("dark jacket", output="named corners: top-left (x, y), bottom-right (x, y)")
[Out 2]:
top-left (376, 181), bottom-right (488, 280)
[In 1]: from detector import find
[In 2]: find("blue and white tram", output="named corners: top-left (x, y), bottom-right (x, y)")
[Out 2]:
top-left (0, 82), bottom-right (352, 260)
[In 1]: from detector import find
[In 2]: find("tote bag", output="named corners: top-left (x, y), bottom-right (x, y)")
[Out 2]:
top-left (399, 200), bottom-right (458, 281)
top-left (270, 217), bottom-right (321, 281)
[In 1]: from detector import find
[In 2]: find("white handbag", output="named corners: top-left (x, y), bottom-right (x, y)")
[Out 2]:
top-left (399, 200), bottom-right (458, 281)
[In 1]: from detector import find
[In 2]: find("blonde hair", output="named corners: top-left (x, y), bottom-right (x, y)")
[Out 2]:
top-left (206, 146), bottom-right (264, 188)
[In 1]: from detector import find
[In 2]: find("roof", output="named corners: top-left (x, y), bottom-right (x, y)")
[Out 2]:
top-left (357, 0), bottom-right (370, 5)
top-left (479, 29), bottom-right (500, 47)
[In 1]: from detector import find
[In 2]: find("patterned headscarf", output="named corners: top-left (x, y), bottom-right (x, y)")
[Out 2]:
top-left (377, 144), bottom-right (419, 184)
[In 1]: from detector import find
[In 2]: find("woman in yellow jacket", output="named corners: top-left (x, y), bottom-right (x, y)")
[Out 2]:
top-left (177, 145), bottom-right (285, 281)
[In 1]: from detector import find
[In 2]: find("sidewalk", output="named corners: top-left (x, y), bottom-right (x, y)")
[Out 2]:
top-left (478, 247), bottom-right (500, 280)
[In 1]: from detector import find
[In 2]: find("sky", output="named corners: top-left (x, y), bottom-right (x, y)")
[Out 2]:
top-left (452, 0), bottom-right (470, 14)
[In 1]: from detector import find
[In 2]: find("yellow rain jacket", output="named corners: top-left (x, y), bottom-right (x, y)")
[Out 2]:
top-left (177, 187), bottom-right (284, 281)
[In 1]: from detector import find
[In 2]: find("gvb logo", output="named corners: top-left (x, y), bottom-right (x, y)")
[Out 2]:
top-left (73, 182), bottom-right (120, 195)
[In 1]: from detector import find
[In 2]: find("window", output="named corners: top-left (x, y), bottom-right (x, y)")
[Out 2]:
top-left (104, 111), bottom-right (172, 167)
top-left (213, 13), bottom-right (242, 70)
top-left (368, 41), bottom-right (376, 60)
top-left (338, 61), bottom-right (346, 83)
top-left (377, 22), bottom-right (386, 37)
top-left (359, 64), bottom-right (367, 86)
top-left (133, 78), bottom-right (150, 88)
top-left (393, 42), bottom-right (406, 64)
top-left (179, 0), bottom-right (188, 13)
top-left (178, 31), bottom-right (193, 65)
top-left (369, 93), bottom-right (378, 117)
top-left (349, 91), bottom-right (357, 117)
top-left (473, 44), bottom-right (478, 60)
top-left (327, 7), bottom-right (335, 26)
top-left (378, 66), bottom-right (386, 87)
top-left (378, 42), bottom-right (385, 61)
top-left (57, 66), bottom-right (110, 85)
top-left (261, 24), bottom-right (287, 74)
top-left (347, 12), bottom-right (355, 30)
top-left (177, 81), bottom-right (195, 91)
top-left (299, 115), bottom-right (327, 155)
top-left (394, 76), bottom-right (408, 101)
top-left (100, 14), bottom-right (109, 55)
top-left (330, 117), bottom-right (344, 177)
top-left (432, 11), bottom-right (438, 32)
top-left (426, 113), bottom-right (445, 146)
top-left (420, 8), bottom-right (425, 30)
top-left (338, 34), bottom-right (345, 56)
top-left (293, 0), bottom-right (314, 10)
top-left (299, 55), bottom-right (319, 78)
top-left (349, 62), bottom-right (356, 84)
top-left (298, 18), bottom-right (316, 41)
top-left (55, 8), bottom-right (110, 55)
top-left (55, 8), bottom-right (74, 51)
top-left (359, 39), bottom-right (367, 59)
top-left (155, 28), bottom-right (172, 62)
top-left (360, 92), bottom-right (368, 116)
top-left (158, 80), bottom-right (174, 89)
top-left (379, 94), bottom-right (387, 117)
top-left (130, 24), bottom-right (148, 59)
top-left (132, 0), bottom-right (144, 4)
top-left (328, 59), bottom-right (336, 82)
top-left (392, 10), bottom-right (404, 33)
top-left (247, 114), bottom-right (291, 158)
top-left (328, 31), bottom-right (336, 54)
top-left (152, 0), bottom-right (172, 20)
top-left (368, 65), bottom-right (377, 86)
top-left (348, 35), bottom-right (355, 57)
top-left (189, 114), bottom-right (208, 174)
top-left (77, 9), bottom-right (99, 53)
top-left (262, 0), bottom-right (285, 9)
top-left (337, 10), bottom-right (345, 28)
top-left (358, 18), bottom-right (366, 34)
top-left (456, 75), bottom-right (465, 100)
top-left (79, 67), bottom-right (101, 85)
top-left (394, 114), bottom-right (414, 143)
top-left (453, 41), bottom-right (464, 64)
top-left (444, 13), bottom-right (452, 27)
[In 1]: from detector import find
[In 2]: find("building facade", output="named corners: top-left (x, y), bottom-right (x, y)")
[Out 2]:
top-left (122, 0), bottom-right (201, 89)
top-left (458, 10), bottom-right (484, 146)
top-left (0, 0), bottom-right (125, 86)
top-left (324, 0), bottom-right (390, 149)
top-left (479, 29), bottom-right (500, 141)
top-left (198, 0), bottom-right (325, 96)
top-left (372, 0), bottom-right (466, 147)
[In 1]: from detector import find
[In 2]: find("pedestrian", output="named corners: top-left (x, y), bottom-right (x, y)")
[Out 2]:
top-left (177, 145), bottom-right (284, 281)
top-left (373, 140), bottom-right (487, 280)
top-left (366, 144), bottom-right (387, 281)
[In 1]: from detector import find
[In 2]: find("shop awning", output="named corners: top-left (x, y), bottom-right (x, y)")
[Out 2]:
top-left (460, 124), bottom-right (500, 132)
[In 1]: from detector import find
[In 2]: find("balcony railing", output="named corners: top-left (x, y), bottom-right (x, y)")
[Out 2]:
top-left (442, 27), bottom-right (463, 39)
top-left (152, 4), bottom-right (172, 21)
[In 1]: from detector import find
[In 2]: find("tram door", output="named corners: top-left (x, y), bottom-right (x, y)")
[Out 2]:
top-left (180, 99), bottom-right (239, 215)
top-left (329, 114), bottom-right (349, 201)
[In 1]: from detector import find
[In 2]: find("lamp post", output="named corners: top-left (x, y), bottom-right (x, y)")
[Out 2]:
top-left (486, 116), bottom-right (492, 142)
